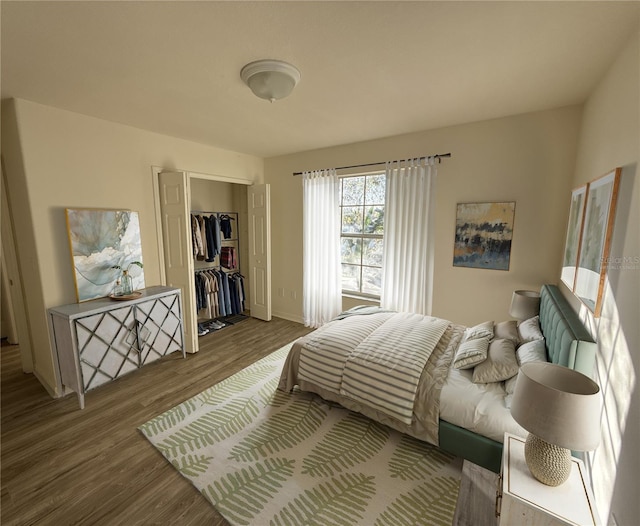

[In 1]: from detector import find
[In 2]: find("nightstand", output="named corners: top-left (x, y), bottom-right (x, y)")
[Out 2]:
top-left (496, 433), bottom-right (601, 525)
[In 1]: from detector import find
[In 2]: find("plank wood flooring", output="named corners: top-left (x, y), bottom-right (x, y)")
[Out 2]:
top-left (1, 316), bottom-right (312, 525)
top-left (2, 315), bottom-right (498, 525)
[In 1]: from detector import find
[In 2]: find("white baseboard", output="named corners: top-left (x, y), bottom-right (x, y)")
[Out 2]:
top-left (272, 310), bottom-right (304, 324)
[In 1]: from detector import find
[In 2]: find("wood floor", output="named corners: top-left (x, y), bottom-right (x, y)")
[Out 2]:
top-left (1, 315), bottom-right (498, 525)
top-left (1, 316), bottom-right (312, 525)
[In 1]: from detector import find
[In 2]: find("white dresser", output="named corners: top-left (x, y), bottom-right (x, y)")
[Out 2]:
top-left (497, 433), bottom-right (601, 526)
top-left (48, 286), bottom-right (185, 409)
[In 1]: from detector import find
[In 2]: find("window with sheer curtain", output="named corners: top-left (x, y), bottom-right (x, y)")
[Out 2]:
top-left (303, 158), bottom-right (437, 326)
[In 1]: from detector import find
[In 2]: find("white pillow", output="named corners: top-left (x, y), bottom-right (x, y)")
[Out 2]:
top-left (505, 339), bottom-right (548, 394)
top-left (504, 393), bottom-right (514, 409)
top-left (504, 375), bottom-right (519, 396)
top-left (517, 315), bottom-right (544, 343)
top-left (472, 339), bottom-right (519, 384)
top-left (517, 339), bottom-right (547, 365)
top-left (463, 321), bottom-right (494, 342)
top-left (453, 336), bottom-right (490, 370)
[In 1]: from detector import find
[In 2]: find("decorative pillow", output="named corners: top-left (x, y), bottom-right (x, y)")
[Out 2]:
top-left (505, 339), bottom-right (549, 394)
top-left (463, 321), bottom-right (494, 342)
top-left (504, 374), bottom-right (519, 395)
top-left (517, 339), bottom-right (547, 365)
top-left (494, 320), bottom-right (519, 344)
top-left (504, 393), bottom-right (514, 409)
top-left (453, 336), bottom-right (490, 370)
top-left (517, 315), bottom-right (544, 343)
top-left (472, 338), bottom-right (519, 384)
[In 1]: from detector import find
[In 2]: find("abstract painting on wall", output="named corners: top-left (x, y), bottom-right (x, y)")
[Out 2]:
top-left (453, 202), bottom-right (515, 271)
top-left (66, 208), bottom-right (145, 302)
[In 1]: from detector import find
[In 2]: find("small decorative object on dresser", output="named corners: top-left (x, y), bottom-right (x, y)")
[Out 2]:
top-left (497, 433), bottom-right (601, 525)
top-left (111, 261), bottom-right (143, 297)
top-left (48, 286), bottom-right (184, 409)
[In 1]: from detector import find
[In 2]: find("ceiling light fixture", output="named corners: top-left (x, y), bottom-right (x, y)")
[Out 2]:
top-left (240, 59), bottom-right (301, 103)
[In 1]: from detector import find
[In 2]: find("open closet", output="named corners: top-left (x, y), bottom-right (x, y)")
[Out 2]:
top-left (155, 170), bottom-right (271, 354)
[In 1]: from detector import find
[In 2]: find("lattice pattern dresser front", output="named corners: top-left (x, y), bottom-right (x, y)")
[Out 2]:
top-left (48, 286), bottom-right (185, 408)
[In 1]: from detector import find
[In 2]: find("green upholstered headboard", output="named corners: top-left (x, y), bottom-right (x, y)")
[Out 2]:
top-left (438, 284), bottom-right (598, 474)
top-left (539, 284), bottom-right (597, 377)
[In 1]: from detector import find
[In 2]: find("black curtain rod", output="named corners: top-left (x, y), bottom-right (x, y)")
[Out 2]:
top-left (292, 152), bottom-right (451, 176)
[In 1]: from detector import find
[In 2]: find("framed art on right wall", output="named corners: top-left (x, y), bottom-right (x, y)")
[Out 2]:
top-left (566, 167), bottom-right (621, 317)
top-left (561, 185), bottom-right (587, 291)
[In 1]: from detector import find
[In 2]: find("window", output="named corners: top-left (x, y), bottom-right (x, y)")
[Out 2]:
top-left (339, 173), bottom-right (385, 298)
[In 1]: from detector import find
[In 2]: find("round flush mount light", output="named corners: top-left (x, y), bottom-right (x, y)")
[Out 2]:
top-left (240, 59), bottom-right (301, 102)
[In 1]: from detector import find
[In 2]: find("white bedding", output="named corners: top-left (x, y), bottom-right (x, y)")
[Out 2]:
top-left (439, 365), bottom-right (527, 442)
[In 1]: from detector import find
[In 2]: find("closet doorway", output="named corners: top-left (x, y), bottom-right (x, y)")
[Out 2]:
top-left (153, 169), bottom-right (271, 354)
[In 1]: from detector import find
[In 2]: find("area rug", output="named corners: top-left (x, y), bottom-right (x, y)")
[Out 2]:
top-left (139, 343), bottom-right (462, 526)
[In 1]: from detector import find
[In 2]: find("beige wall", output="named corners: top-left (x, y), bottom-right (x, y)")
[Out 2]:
top-left (265, 105), bottom-right (582, 325)
top-left (565, 30), bottom-right (639, 526)
top-left (1, 98), bottom-right (263, 396)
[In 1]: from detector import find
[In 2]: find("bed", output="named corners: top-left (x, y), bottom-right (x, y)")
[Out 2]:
top-left (278, 284), bottom-right (597, 473)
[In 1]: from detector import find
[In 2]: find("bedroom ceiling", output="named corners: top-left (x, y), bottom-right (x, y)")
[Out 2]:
top-left (2, 1), bottom-right (638, 159)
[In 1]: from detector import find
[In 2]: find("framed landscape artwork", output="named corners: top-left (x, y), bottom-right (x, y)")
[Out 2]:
top-left (65, 208), bottom-right (145, 302)
top-left (453, 202), bottom-right (516, 271)
top-left (560, 185), bottom-right (587, 290)
top-left (573, 168), bottom-right (621, 316)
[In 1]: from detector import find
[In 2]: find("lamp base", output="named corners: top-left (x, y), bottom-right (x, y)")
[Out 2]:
top-left (524, 434), bottom-right (572, 486)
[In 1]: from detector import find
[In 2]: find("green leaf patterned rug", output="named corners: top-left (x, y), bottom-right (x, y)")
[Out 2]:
top-left (139, 343), bottom-right (462, 525)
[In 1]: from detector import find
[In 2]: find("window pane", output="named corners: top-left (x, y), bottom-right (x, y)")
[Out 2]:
top-left (342, 263), bottom-right (361, 292)
top-left (365, 174), bottom-right (386, 205)
top-left (364, 206), bottom-right (384, 234)
top-left (341, 237), bottom-right (362, 264)
top-left (341, 206), bottom-right (363, 233)
top-left (339, 173), bottom-right (386, 298)
top-left (362, 267), bottom-right (382, 295)
top-left (362, 238), bottom-right (383, 267)
top-left (342, 177), bottom-right (365, 206)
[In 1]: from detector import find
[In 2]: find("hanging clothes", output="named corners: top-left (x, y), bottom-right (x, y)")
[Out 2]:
top-left (219, 214), bottom-right (234, 239)
top-left (191, 210), bottom-right (241, 324)
top-left (191, 215), bottom-right (204, 258)
top-left (211, 214), bottom-right (221, 257)
top-left (198, 215), bottom-right (208, 261)
top-left (194, 270), bottom-right (246, 322)
top-left (220, 246), bottom-right (237, 269)
top-left (229, 273), bottom-right (246, 313)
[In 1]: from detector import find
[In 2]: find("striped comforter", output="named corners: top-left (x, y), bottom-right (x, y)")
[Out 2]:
top-left (294, 311), bottom-right (450, 426)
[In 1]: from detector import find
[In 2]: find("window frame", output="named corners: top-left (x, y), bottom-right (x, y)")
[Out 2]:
top-left (339, 171), bottom-right (386, 300)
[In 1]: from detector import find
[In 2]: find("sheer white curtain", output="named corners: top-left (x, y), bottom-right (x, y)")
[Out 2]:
top-left (380, 157), bottom-right (437, 314)
top-left (303, 169), bottom-right (342, 328)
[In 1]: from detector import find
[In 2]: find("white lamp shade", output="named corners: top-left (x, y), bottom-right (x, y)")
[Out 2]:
top-left (509, 290), bottom-right (540, 320)
top-left (511, 362), bottom-right (601, 451)
top-left (240, 59), bottom-right (300, 102)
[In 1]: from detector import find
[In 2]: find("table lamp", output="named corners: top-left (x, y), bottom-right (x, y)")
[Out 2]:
top-left (509, 290), bottom-right (541, 320)
top-left (510, 362), bottom-right (601, 486)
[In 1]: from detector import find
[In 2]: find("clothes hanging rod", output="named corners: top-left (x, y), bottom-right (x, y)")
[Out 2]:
top-left (191, 210), bottom-right (237, 216)
top-left (292, 152), bottom-right (451, 176)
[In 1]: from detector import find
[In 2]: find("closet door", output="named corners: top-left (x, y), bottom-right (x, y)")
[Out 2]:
top-left (158, 171), bottom-right (197, 353)
top-left (248, 184), bottom-right (272, 321)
